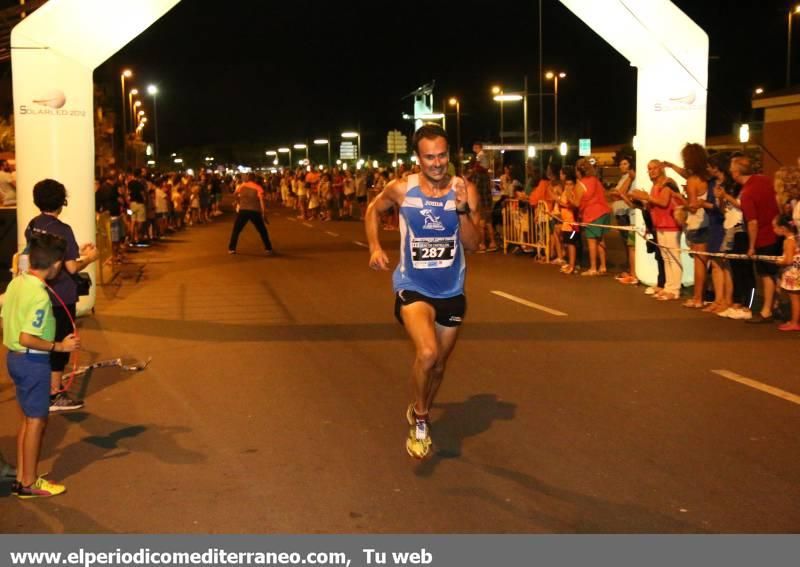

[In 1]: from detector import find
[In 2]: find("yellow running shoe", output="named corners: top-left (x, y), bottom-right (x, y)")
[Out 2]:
top-left (406, 420), bottom-right (432, 459)
top-left (16, 476), bottom-right (66, 499)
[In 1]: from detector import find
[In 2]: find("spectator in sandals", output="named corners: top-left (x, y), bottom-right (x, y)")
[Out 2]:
top-left (559, 167), bottom-right (581, 274)
top-left (568, 158), bottom-right (611, 276)
top-left (664, 144), bottom-right (710, 309)
top-left (609, 156), bottom-right (636, 281)
top-left (637, 160), bottom-right (683, 301)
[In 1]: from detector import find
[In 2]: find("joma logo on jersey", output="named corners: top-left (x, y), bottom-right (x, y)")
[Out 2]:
top-left (420, 209), bottom-right (445, 231)
top-left (424, 200), bottom-right (443, 207)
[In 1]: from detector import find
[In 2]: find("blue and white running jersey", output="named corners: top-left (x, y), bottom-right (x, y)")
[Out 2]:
top-left (392, 174), bottom-right (466, 298)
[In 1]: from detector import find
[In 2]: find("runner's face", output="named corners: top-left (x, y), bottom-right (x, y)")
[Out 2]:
top-left (416, 137), bottom-right (449, 183)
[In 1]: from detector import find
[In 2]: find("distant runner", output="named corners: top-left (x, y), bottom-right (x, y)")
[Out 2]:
top-left (365, 124), bottom-right (481, 459)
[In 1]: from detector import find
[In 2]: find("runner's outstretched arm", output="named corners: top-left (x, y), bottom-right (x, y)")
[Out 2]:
top-left (365, 180), bottom-right (404, 270)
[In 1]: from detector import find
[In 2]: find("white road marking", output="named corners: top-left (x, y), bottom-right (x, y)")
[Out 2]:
top-left (711, 369), bottom-right (800, 406)
top-left (353, 241), bottom-right (369, 248)
top-left (490, 290), bottom-right (568, 317)
top-left (287, 217), bottom-right (297, 222)
top-left (302, 222), bottom-right (314, 228)
top-left (325, 231), bottom-right (340, 237)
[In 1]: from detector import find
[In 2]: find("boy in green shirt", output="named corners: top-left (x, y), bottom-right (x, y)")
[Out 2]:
top-left (2, 233), bottom-right (80, 498)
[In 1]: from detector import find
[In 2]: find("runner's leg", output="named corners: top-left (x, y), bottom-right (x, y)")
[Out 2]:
top-left (399, 301), bottom-right (439, 416)
top-left (425, 323), bottom-right (460, 411)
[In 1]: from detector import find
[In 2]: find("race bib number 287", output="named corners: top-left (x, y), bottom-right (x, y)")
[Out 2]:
top-left (411, 237), bottom-right (457, 269)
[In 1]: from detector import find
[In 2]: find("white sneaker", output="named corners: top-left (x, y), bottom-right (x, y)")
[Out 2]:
top-left (644, 286), bottom-right (658, 295)
top-left (716, 308), bottom-right (734, 318)
top-left (737, 309), bottom-right (753, 320)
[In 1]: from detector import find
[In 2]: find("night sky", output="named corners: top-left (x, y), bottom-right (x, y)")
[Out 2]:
top-left (15, 1), bottom-right (800, 160)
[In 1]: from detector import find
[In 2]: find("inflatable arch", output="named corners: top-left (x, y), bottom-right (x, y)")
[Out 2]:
top-left (12, 0), bottom-right (707, 310)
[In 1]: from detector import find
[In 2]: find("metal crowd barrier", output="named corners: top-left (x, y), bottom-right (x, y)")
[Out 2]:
top-left (501, 200), bottom-right (550, 259)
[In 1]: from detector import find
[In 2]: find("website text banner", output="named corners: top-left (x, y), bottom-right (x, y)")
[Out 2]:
top-left (2, 535), bottom-right (800, 567)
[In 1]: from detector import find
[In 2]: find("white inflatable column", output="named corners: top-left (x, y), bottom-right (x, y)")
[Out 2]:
top-left (12, 0), bottom-right (181, 313)
top-left (558, 0), bottom-right (708, 286)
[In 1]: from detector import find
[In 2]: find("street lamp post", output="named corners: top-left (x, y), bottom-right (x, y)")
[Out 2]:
top-left (278, 147), bottom-right (291, 168)
top-left (132, 100), bottom-right (141, 134)
top-left (545, 71), bottom-right (567, 142)
top-left (788, 5), bottom-right (800, 87)
top-left (491, 86), bottom-right (505, 144)
top-left (120, 69), bottom-right (132, 168)
top-left (147, 85), bottom-right (159, 164)
top-left (294, 143), bottom-right (309, 164)
top-left (314, 139), bottom-right (331, 169)
top-left (448, 97), bottom-right (462, 173)
top-left (493, 83), bottom-right (529, 182)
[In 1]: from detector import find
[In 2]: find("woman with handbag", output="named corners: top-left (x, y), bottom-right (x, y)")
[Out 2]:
top-left (24, 179), bottom-right (98, 412)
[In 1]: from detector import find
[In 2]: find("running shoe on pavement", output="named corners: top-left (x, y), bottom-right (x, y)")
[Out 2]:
top-left (406, 419), bottom-right (432, 460)
top-left (15, 477), bottom-right (66, 499)
top-left (49, 392), bottom-right (84, 413)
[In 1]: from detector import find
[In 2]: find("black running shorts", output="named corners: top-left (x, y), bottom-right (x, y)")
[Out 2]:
top-left (394, 290), bottom-right (466, 328)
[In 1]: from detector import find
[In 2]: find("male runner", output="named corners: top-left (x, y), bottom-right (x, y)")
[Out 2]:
top-left (365, 124), bottom-right (481, 459)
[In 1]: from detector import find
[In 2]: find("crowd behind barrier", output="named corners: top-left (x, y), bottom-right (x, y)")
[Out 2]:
top-left (493, 146), bottom-right (800, 333)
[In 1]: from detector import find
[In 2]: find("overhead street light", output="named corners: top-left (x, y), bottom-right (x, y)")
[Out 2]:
top-left (278, 147), bottom-right (292, 167)
top-left (294, 143), bottom-right (309, 162)
top-left (120, 70), bottom-right (133, 168)
top-left (147, 84), bottom-right (159, 162)
top-left (448, 97), bottom-right (462, 172)
top-left (314, 138), bottom-right (331, 168)
top-left (545, 70), bottom-right (567, 142)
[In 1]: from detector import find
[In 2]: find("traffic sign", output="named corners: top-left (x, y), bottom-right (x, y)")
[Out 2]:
top-left (340, 142), bottom-right (356, 160)
top-left (387, 129), bottom-right (407, 154)
top-left (578, 138), bottom-right (591, 157)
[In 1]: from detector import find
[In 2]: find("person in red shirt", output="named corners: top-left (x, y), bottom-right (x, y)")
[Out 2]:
top-left (732, 156), bottom-right (780, 323)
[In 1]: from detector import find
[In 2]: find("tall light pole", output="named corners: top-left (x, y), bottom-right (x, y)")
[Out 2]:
top-left (278, 147), bottom-right (292, 168)
top-left (491, 85), bottom-right (504, 144)
top-left (314, 139), bottom-right (331, 169)
top-left (493, 94), bottom-right (523, 127)
top-left (342, 131), bottom-right (360, 161)
top-left (448, 97), bottom-right (461, 173)
top-left (120, 69), bottom-right (132, 168)
top-left (294, 143), bottom-right (309, 164)
top-left (788, 4), bottom-right (800, 87)
top-left (545, 71), bottom-right (567, 142)
top-left (128, 87), bottom-right (138, 130)
top-left (147, 84), bottom-right (159, 165)
top-left (493, 85), bottom-right (525, 180)
top-left (132, 100), bottom-right (141, 134)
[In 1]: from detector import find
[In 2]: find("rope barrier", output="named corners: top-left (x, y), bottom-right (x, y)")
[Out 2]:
top-left (541, 208), bottom-right (784, 263)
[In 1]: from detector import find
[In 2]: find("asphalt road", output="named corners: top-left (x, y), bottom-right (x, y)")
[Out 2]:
top-left (1, 205), bottom-right (798, 533)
